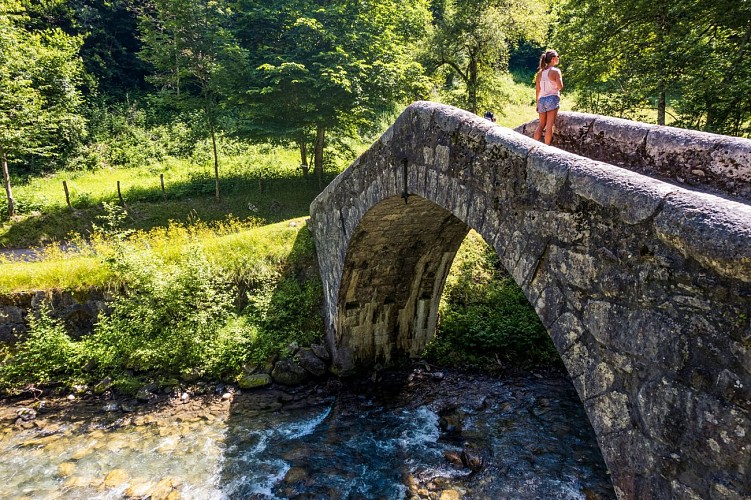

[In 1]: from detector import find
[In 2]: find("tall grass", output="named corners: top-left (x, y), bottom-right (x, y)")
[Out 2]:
top-left (0, 214), bottom-right (309, 294)
top-left (0, 144), bottom-right (337, 248)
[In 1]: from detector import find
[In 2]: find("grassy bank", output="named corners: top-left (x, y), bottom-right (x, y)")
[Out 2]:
top-left (0, 216), bottom-right (324, 394)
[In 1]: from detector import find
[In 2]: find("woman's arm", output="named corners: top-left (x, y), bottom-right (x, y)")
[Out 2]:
top-left (552, 68), bottom-right (563, 91)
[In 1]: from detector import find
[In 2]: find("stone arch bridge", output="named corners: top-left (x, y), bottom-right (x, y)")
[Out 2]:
top-left (308, 102), bottom-right (751, 498)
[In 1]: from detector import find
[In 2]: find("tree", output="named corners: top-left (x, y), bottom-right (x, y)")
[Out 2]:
top-left (554, 0), bottom-right (751, 135)
top-left (424, 0), bottom-right (548, 114)
top-left (232, 0), bottom-right (432, 184)
top-left (138, 0), bottom-right (242, 200)
top-left (21, 0), bottom-right (149, 98)
top-left (671, 0), bottom-right (751, 135)
top-left (0, 0), bottom-right (86, 217)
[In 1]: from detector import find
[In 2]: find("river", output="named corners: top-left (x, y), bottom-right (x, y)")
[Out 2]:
top-left (0, 367), bottom-right (614, 499)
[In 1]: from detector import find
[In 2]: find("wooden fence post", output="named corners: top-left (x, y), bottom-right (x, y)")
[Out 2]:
top-left (160, 173), bottom-right (166, 199)
top-left (62, 181), bottom-right (71, 208)
top-left (117, 181), bottom-right (124, 206)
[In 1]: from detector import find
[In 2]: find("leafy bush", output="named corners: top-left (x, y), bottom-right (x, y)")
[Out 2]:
top-left (80, 242), bottom-right (237, 380)
top-left (0, 217), bottom-right (325, 394)
top-left (424, 232), bottom-right (560, 370)
top-left (0, 306), bottom-right (81, 392)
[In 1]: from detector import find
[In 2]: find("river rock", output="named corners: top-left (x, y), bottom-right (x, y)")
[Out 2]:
top-left (438, 408), bottom-right (464, 435)
top-left (310, 343), bottom-right (330, 362)
top-left (104, 468), bottom-right (130, 488)
top-left (443, 450), bottom-right (464, 466)
top-left (124, 478), bottom-right (156, 498)
top-left (295, 348), bottom-right (328, 377)
top-left (135, 387), bottom-right (154, 402)
top-left (283, 466), bottom-right (308, 484)
top-left (460, 444), bottom-right (484, 472)
top-left (58, 462), bottom-right (77, 477)
top-left (102, 402), bottom-right (120, 412)
top-left (237, 373), bottom-right (272, 389)
top-left (440, 490), bottom-right (462, 500)
top-left (93, 377), bottom-right (113, 395)
top-left (151, 477), bottom-right (181, 500)
top-left (271, 359), bottom-right (309, 386)
top-left (16, 407), bottom-right (36, 421)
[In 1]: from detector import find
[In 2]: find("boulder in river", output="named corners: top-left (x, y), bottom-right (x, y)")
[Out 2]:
top-left (237, 373), bottom-right (272, 389)
top-left (310, 343), bottom-right (330, 362)
top-left (295, 348), bottom-right (328, 377)
top-left (438, 407), bottom-right (464, 436)
top-left (271, 359), bottom-right (309, 386)
top-left (443, 450), bottom-right (464, 467)
top-left (460, 443), bottom-right (484, 472)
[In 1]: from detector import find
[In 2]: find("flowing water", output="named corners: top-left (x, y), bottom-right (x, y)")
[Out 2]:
top-left (0, 369), bottom-right (614, 499)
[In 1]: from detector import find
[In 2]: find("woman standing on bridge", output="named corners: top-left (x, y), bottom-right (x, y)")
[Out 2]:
top-left (534, 50), bottom-right (563, 145)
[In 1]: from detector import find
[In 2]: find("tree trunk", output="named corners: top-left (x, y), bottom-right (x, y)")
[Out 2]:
top-left (467, 53), bottom-right (479, 115)
top-left (657, 86), bottom-right (666, 126)
top-left (299, 138), bottom-right (309, 177)
top-left (314, 125), bottom-right (325, 189)
top-left (210, 120), bottom-right (220, 201)
top-left (1, 150), bottom-right (15, 218)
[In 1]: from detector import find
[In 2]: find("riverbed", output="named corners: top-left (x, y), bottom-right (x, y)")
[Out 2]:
top-left (0, 367), bottom-right (614, 499)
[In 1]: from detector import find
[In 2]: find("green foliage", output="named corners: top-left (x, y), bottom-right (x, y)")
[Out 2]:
top-left (0, 216), bottom-right (325, 393)
top-left (84, 101), bottom-right (196, 169)
top-left (554, 0), bottom-right (751, 135)
top-left (0, 305), bottom-right (81, 391)
top-left (0, 1), bottom-right (88, 218)
top-left (424, 232), bottom-right (560, 370)
top-left (80, 242), bottom-right (236, 379)
top-left (234, 0), bottom-right (432, 174)
top-left (424, 0), bottom-right (549, 114)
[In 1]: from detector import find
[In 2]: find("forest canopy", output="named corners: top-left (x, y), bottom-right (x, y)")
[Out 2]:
top-left (1, 0), bottom-right (749, 206)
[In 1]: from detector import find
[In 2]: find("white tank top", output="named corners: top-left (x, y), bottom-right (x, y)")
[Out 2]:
top-left (539, 68), bottom-right (559, 98)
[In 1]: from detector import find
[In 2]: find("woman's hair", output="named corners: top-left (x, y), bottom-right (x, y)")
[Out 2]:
top-left (537, 50), bottom-right (559, 74)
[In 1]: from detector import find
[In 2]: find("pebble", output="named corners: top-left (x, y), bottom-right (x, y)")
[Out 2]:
top-left (58, 461), bottom-right (76, 477)
top-left (103, 468), bottom-right (130, 488)
top-left (103, 402), bottom-right (120, 412)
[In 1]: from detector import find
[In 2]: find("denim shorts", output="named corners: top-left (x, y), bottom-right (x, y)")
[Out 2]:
top-left (538, 95), bottom-right (560, 113)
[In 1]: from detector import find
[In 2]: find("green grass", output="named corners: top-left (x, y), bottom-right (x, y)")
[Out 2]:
top-left (0, 216), bottom-right (324, 393)
top-left (0, 145), bottom-right (334, 249)
top-left (0, 216), bottom-right (310, 294)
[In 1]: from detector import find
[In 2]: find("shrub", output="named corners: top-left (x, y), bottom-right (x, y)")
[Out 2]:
top-left (0, 306), bottom-right (81, 392)
top-left (424, 232), bottom-right (560, 370)
top-left (81, 242), bottom-right (237, 379)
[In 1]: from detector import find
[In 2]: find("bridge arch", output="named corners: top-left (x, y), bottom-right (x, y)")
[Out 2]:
top-left (309, 102), bottom-right (751, 497)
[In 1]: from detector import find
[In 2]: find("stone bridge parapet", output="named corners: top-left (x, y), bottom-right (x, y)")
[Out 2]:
top-left (309, 101), bottom-right (751, 498)
top-left (516, 111), bottom-right (751, 201)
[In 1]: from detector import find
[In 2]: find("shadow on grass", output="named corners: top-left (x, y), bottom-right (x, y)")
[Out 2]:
top-left (0, 171), bottom-right (338, 249)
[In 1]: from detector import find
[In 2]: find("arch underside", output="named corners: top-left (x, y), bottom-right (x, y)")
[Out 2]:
top-left (336, 196), bottom-right (468, 370)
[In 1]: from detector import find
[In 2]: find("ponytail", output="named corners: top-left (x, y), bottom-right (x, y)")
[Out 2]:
top-left (537, 50), bottom-right (559, 75)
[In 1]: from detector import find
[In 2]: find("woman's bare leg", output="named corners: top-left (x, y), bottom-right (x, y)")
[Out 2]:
top-left (544, 109), bottom-right (558, 145)
top-left (533, 112), bottom-right (547, 141)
